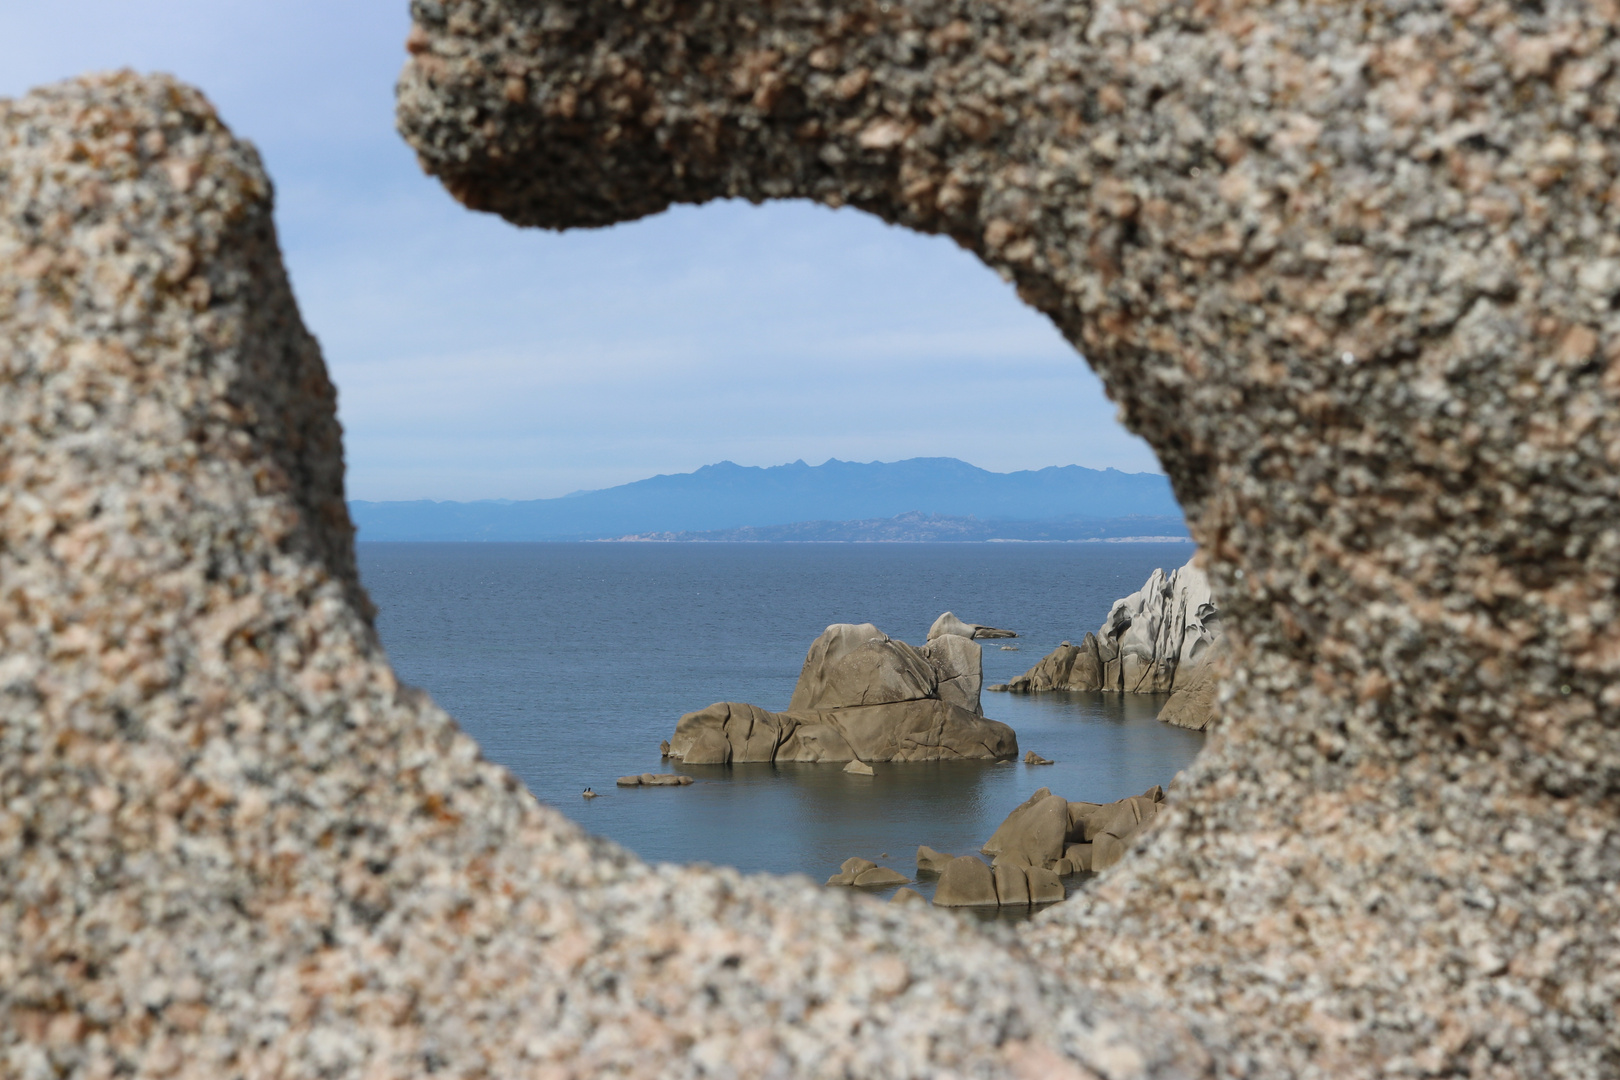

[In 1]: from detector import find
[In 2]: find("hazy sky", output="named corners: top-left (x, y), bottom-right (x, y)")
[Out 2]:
top-left (4, 0), bottom-right (1165, 501)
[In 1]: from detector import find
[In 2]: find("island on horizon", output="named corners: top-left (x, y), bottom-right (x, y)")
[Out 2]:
top-left (348, 456), bottom-right (1189, 543)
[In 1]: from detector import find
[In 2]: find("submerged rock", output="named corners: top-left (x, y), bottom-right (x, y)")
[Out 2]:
top-left (617, 773), bottom-right (695, 787)
top-left (668, 623), bottom-right (1018, 765)
top-left (843, 759), bottom-right (874, 776)
top-left (827, 857), bottom-right (908, 887)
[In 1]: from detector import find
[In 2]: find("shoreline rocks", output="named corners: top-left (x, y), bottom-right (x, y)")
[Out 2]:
top-left (668, 622), bottom-right (1018, 765)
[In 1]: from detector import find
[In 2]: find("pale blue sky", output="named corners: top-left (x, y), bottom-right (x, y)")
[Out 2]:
top-left (3, 0), bottom-right (1164, 500)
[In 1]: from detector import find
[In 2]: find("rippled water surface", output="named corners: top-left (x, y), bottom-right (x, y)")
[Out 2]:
top-left (358, 542), bottom-right (1205, 899)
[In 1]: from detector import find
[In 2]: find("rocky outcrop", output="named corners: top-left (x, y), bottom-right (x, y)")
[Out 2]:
top-left (995, 557), bottom-right (1224, 730)
top-left (668, 623), bottom-right (1017, 765)
top-left (923, 785), bottom-right (1166, 910)
top-left (927, 611), bottom-right (1017, 641)
top-left (981, 786), bottom-right (1166, 877)
top-left (616, 773), bottom-right (695, 787)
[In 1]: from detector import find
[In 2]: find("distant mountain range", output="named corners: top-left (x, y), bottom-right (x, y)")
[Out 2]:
top-left (348, 457), bottom-right (1186, 542)
top-left (608, 511), bottom-right (1191, 544)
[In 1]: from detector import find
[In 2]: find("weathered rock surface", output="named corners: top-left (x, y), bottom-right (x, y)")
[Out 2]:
top-left (926, 611), bottom-right (1017, 641)
top-left (998, 557), bottom-right (1225, 730)
top-left (1003, 557), bottom-right (1219, 696)
top-left (0, 75), bottom-right (1226, 1080)
top-left (1155, 636), bottom-right (1228, 733)
top-left (930, 856), bottom-right (999, 908)
top-left (14, 0), bottom-right (1620, 1067)
top-left (668, 623), bottom-right (1017, 763)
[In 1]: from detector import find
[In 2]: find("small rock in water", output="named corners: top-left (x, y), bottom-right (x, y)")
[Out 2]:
top-left (916, 845), bottom-right (956, 875)
top-left (854, 866), bottom-right (909, 887)
top-left (1023, 750), bottom-right (1055, 765)
top-left (659, 740), bottom-right (671, 757)
top-left (843, 759), bottom-right (875, 776)
top-left (889, 887), bottom-right (926, 906)
top-left (1000, 645), bottom-right (1019, 651)
top-left (616, 773), bottom-right (694, 787)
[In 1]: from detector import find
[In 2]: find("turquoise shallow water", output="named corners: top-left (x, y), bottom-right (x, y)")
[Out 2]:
top-left (356, 541), bottom-right (1205, 901)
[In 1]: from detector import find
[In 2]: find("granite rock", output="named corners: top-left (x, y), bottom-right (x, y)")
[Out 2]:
top-left (0, 73), bottom-right (1220, 1080)
top-left (931, 856), bottom-right (999, 909)
top-left (14, 0), bottom-right (1620, 1068)
top-left (1004, 557), bottom-right (1223, 731)
top-left (668, 622), bottom-right (1016, 763)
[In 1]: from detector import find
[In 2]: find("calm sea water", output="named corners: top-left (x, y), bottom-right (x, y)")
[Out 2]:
top-left (356, 542), bottom-right (1205, 903)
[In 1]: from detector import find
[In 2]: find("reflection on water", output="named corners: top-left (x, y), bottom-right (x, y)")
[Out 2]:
top-left (357, 542), bottom-right (1206, 908)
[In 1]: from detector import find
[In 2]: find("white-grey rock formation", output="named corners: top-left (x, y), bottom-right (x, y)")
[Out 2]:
top-left (994, 557), bottom-right (1224, 730)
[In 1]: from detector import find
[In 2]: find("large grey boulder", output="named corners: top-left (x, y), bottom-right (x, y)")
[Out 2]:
top-left (788, 624), bottom-right (938, 711)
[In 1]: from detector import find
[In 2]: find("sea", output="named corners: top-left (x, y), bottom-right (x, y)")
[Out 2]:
top-left (356, 541), bottom-right (1205, 908)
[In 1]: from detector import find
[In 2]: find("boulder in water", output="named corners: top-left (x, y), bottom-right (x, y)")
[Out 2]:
top-left (916, 845), bottom-right (956, 875)
top-left (1026, 866), bottom-right (1065, 903)
top-left (931, 856), bottom-right (999, 907)
top-left (993, 862), bottom-right (1030, 905)
top-left (826, 857), bottom-right (877, 885)
top-left (854, 866), bottom-right (909, 887)
top-left (843, 759), bottom-right (875, 776)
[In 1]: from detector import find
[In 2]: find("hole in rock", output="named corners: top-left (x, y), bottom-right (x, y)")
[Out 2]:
top-left (338, 200), bottom-right (1207, 912)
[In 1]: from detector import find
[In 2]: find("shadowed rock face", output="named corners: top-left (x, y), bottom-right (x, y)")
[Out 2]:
top-left (394, 2), bottom-right (1620, 1076)
top-left (6, 0), bottom-right (1620, 1076)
